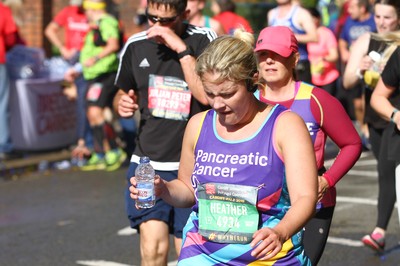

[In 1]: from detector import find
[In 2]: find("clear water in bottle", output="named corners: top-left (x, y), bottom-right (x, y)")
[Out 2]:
top-left (135, 156), bottom-right (155, 209)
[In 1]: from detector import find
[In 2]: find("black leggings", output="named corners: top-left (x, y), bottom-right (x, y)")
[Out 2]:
top-left (303, 206), bottom-right (335, 266)
top-left (369, 126), bottom-right (397, 230)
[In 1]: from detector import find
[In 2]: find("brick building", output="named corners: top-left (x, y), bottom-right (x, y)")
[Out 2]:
top-left (13, 0), bottom-right (141, 57)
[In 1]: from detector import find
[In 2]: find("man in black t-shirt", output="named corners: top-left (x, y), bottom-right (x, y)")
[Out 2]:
top-left (114, 0), bottom-right (216, 263)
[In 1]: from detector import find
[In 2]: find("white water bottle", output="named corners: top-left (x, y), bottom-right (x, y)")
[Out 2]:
top-left (135, 156), bottom-right (155, 208)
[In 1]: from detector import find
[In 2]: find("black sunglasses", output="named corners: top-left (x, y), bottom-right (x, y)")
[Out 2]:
top-left (146, 10), bottom-right (179, 25)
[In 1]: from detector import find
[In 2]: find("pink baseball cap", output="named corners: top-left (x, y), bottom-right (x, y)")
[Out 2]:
top-left (254, 26), bottom-right (298, 57)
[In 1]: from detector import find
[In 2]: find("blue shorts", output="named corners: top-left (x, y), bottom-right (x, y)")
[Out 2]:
top-left (125, 162), bottom-right (192, 238)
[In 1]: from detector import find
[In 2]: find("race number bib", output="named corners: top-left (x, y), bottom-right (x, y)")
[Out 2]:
top-left (86, 82), bottom-right (103, 102)
top-left (198, 183), bottom-right (259, 244)
top-left (148, 74), bottom-right (192, 121)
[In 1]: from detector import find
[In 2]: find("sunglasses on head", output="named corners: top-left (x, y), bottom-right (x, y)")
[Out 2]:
top-left (145, 10), bottom-right (179, 25)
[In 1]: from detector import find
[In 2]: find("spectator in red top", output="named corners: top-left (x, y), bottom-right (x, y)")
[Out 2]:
top-left (45, 0), bottom-right (92, 161)
top-left (211, 0), bottom-right (253, 34)
top-left (45, 0), bottom-right (90, 61)
top-left (3, 0), bottom-right (26, 46)
top-left (0, 1), bottom-right (18, 160)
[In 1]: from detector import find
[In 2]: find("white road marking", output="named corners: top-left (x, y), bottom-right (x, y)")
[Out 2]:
top-left (337, 196), bottom-right (377, 205)
top-left (359, 151), bottom-right (372, 159)
top-left (353, 159), bottom-right (377, 166)
top-left (327, 237), bottom-right (363, 247)
top-left (117, 226), bottom-right (137, 236)
top-left (346, 169), bottom-right (378, 177)
top-left (324, 158), bottom-right (335, 167)
top-left (337, 197), bottom-right (397, 209)
top-left (324, 151), bottom-right (374, 167)
top-left (76, 261), bottom-right (132, 266)
top-left (334, 204), bottom-right (355, 212)
top-left (76, 259), bottom-right (177, 266)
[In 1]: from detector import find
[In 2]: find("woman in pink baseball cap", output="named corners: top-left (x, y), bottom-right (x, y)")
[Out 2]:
top-left (254, 25), bottom-right (362, 265)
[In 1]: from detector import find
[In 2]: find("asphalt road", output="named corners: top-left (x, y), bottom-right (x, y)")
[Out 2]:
top-left (1, 150), bottom-right (399, 266)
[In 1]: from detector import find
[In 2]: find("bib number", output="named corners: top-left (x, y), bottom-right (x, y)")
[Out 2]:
top-left (147, 74), bottom-right (191, 121)
top-left (198, 183), bottom-right (259, 244)
top-left (86, 82), bottom-right (103, 102)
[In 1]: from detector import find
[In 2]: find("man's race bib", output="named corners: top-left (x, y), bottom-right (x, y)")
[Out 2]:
top-left (148, 74), bottom-right (192, 121)
top-left (86, 82), bottom-right (103, 102)
top-left (198, 183), bottom-right (259, 244)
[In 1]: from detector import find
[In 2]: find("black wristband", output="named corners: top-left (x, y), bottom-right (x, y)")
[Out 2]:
top-left (390, 108), bottom-right (399, 123)
top-left (177, 46), bottom-right (193, 59)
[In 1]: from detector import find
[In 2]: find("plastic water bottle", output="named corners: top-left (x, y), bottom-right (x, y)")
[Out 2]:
top-left (135, 156), bottom-right (155, 209)
top-left (369, 51), bottom-right (382, 72)
top-left (364, 51), bottom-right (382, 87)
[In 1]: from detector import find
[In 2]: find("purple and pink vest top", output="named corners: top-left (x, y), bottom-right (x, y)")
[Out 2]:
top-left (178, 105), bottom-right (311, 266)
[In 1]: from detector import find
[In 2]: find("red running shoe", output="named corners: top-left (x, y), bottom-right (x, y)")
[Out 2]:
top-left (361, 233), bottom-right (385, 252)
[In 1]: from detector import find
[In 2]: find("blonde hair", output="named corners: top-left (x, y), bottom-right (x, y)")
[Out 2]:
top-left (370, 30), bottom-right (400, 65)
top-left (3, 0), bottom-right (23, 26)
top-left (196, 29), bottom-right (256, 87)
